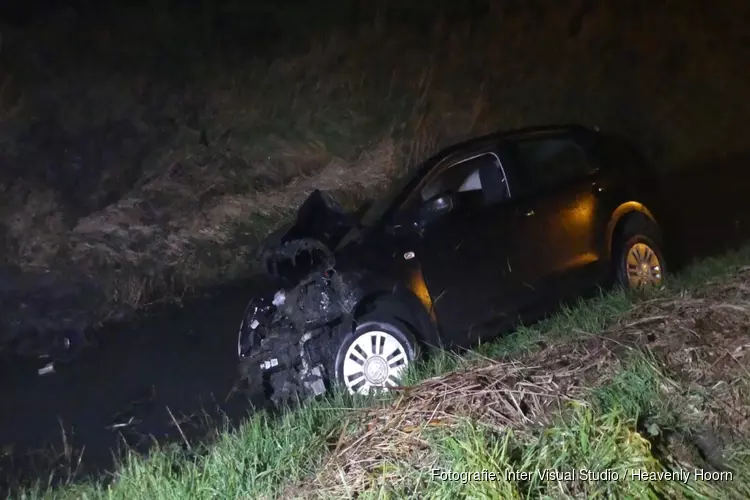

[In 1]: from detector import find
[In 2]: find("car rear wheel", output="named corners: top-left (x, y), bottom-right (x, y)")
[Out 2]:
top-left (614, 216), bottom-right (667, 289)
top-left (334, 316), bottom-right (419, 395)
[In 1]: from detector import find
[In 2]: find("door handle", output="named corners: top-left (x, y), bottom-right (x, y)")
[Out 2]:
top-left (524, 209), bottom-right (535, 217)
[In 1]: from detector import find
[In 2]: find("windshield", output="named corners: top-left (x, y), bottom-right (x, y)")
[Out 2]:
top-left (359, 165), bottom-right (423, 228)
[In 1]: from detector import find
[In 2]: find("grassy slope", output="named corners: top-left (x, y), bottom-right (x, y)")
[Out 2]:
top-left (1, 1), bottom-right (750, 329)
top-left (15, 246), bottom-right (750, 499)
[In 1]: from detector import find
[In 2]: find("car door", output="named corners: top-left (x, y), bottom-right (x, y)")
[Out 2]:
top-left (499, 134), bottom-right (604, 305)
top-left (408, 151), bottom-right (518, 347)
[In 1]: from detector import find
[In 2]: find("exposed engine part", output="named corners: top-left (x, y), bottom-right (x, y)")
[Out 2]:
top-left (297, 332), bottom-right (327, 398)
top-left (301, 366), bottom-right (326, 399)
top-left (260, 358), bottom-right (279, 370)
top-left (278, 274), bottom-right (344, 330)
top-left (238, 240), bottom-right (366, 403)
top-left (237, 293), bottom-right (277, 358)
top-left (238, 319), bottom-right (338, 405)
top-left (272, 290), bottom-right (286, 306)
top-left (237, 190), bottom-right (365, 405)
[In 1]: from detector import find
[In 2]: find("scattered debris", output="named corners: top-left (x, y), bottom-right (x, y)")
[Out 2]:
top-left (106, 417), bottom-right (136, 431)
top-left (107, 386), bottom-right (157, 431)
top-left (37, 362), bottom-right (55, 376)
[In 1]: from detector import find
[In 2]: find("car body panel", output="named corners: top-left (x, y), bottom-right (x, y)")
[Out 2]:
top-left (497, 131), bottom-right (609, 304)
top-left (237, 124), bottom-right (664, 402)
top-left (415, 194), bottom-right (518, 347)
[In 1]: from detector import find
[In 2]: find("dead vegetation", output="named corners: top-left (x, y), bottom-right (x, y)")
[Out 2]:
top-left (285, 268), bottom-right (750, 498)
top-left (63, 137), bottom-right (398, 313)
top-left (1, 1), bottom-right (750, 339)
top-left (620, 271), bottom-right (750, 441)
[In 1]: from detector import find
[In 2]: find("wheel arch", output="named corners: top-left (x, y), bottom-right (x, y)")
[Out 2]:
top-left (606, 202), bottom-right (661, 260)
top-left (350, 285), bottom-right (441, 349)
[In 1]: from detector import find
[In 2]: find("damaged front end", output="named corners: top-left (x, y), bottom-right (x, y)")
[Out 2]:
top-left (237, 190), bottom-right (362, 404)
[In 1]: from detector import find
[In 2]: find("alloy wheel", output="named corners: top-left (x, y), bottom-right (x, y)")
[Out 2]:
top-left (625, 242), bottom-right (663, 288)
top-left (342, 330), bottom-right (410, 395)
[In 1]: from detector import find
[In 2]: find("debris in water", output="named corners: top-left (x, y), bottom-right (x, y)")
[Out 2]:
top-left (38, 363), bottom-right (55, 376)
top-left (107, 416), bottom-right (136, 430)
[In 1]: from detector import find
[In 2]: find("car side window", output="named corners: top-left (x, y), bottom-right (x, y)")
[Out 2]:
top-left (512, 138), bottom-right (592, 194)
top-left (420, 153), bottom-right (510, 205)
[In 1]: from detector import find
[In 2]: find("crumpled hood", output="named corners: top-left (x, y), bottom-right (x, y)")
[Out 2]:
top-left (257, 190), bottom-right (360, 285)
top-left (260, 189), bottom-right (358, 255)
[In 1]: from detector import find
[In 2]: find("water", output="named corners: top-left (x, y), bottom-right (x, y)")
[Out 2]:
top-left (0, 279), bottom-right (261, 490)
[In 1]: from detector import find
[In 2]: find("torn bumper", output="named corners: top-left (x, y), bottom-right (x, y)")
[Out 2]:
top-left (237, 189), bottom-right (364, 403)
top-left (237, 270), bottom-right (360, 404)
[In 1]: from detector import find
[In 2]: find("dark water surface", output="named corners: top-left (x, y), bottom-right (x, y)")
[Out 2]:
top-left (0, 279), bottom-right (260, 491)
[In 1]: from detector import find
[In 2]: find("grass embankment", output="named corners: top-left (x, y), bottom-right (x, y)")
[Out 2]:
top-left (17, 247), bottom-right (750, 498)
top-left (1, 1), bottom-right (750, 331)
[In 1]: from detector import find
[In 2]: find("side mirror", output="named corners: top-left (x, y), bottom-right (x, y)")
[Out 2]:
top-left (420, 193), bottom-right (457, 221)
top-left (390, 193), bottom-right (458, 235)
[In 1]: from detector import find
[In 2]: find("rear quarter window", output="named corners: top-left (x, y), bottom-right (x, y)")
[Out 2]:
top-left (512, 138), bottom-right (593, 195)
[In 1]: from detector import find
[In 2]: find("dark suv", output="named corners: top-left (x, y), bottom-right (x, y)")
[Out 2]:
top-left (237, 125), bottom-right (666, 404)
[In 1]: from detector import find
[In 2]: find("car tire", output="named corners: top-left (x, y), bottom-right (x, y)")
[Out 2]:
top-left (333, 314), bottom-right (419, 395)
top-left (614, 216), bottom-right (667, 289)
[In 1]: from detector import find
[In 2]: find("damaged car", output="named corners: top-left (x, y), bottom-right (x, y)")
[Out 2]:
top-left (237, 125), bottom-right (668, 404)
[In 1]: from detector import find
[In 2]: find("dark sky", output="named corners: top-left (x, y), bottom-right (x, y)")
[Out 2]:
top-left (2, 1), bottom-right (95, 25)
top-left (1, 1), bottom-right (184, 26)
top-left (0, 0), bottom-right (491, 27)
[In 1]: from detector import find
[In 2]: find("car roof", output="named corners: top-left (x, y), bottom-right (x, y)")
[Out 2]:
top-left (385, 124), bottom-right (599, 213)
top-left (420, 124), bottom-right (598, 170)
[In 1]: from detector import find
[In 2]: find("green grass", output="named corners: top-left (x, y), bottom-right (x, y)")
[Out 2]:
top-left (592, 353), bottom-right (664, 419)
top-left (421, 400), bottom-right (750, 500)
top-left (426, 405), bottom-right (666, 500)
top-left (417, 356), bottom-right (750, 500)
top-left (13, 245), bottom-right (750, 499)
top-left (18, 393), bottom-right (365, 499)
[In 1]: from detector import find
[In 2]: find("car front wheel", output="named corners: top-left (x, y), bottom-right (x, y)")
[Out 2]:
top-left (333, 316), bottom-right (419, 395)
